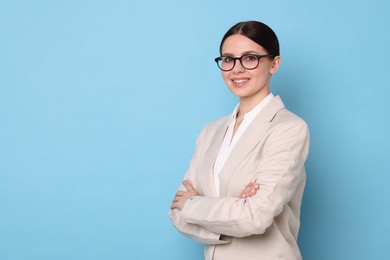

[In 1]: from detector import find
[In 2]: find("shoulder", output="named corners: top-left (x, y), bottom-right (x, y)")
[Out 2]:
top-left (266, 96), bottom-right (307, 128)
top-left (269, 108), bottom-right (309, 145)
top-left (273, 108), bottom-right (307, 126)
top-left (195, 115), bottom-right (229, 144)
top-left (202, 115), bottom-right (230, 132)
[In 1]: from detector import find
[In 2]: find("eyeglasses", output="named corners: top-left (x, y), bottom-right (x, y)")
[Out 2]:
top-left (214, 54), bottom-right (275, 71)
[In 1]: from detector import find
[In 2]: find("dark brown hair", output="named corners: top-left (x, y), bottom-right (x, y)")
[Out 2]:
top-left (219, 21), bottom-right (280, 56)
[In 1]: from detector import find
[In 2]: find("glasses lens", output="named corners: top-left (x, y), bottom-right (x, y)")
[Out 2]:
top-left (217, 57), bottom-right (234, 71)
top-left (241, 55), bottom-right (259, 70)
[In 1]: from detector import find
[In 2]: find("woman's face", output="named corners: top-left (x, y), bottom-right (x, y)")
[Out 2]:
top-left (220, 34), bottom-right (280, 104)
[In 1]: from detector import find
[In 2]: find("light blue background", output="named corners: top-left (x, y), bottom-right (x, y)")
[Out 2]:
top-left (1, 1), bottom-right (389, 259)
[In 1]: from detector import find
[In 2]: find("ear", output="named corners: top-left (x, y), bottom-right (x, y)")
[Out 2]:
top-left (270, 56), bottom-right (281, 74)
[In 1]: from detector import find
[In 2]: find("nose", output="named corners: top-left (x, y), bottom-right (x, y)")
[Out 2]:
top-left (232, 59), bottom-right (245, 73)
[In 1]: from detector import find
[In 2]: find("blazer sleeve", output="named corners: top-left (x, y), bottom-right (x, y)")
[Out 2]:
top-left (179, 119), bottom-right (310, 238)
top-left (168, 126), bottom-right (231, 245)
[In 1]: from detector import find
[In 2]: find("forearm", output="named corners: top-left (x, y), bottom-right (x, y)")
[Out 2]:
top-left (179, 196), bottom-right (271, 237)
top-left (179, 162), bottom-right (306, 237)
top-left (169, 208), bottom-right (231, 245)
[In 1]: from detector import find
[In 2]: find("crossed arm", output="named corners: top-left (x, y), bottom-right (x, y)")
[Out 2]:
top-left (170, 180), bottom-right (259, 211)
top-left (169, 120), bottom-right (309, 243)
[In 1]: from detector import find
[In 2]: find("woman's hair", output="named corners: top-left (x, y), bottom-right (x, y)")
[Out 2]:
top-left (219, 21), bottom-right (280, 56)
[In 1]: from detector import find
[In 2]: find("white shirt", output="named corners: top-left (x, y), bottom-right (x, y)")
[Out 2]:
top-left (213, 93), bottom-right (274, 196)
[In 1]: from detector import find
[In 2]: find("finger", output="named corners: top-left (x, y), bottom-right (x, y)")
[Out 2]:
top-left (241, 184), bottom-right (254, 194)
top-left (241, 187), bottom-right (259, 199)
top-left (240, 193), bottom-right (248, 199)
top-left (171, 198), bottom-right (186, 210)
top-left (246, 188), bottom-right (259, 197)
top-left (246, 182), bottom-right (259, 191)
top-left (176, 190), bottom-right (185, 196)
top-left (248, 188), bottom-right (258, 196)
top-left (172, 192), bottom-right (185, 202)
top-left (183, 180), bottom-right (196, 192)
top-left (170, 201), bottom-right (178, 210)
top-left (239, 185), bottom-right (252, 198)
top-left (240, 190), bottom-right (250, 198)
top-left (240, 189), bottom-right (251, 199)
top-left (172, 196), bottom-right (179, 203)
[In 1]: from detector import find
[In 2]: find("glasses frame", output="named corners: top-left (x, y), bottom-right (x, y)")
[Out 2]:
top-left (214, 54), bottom-right (275, 71)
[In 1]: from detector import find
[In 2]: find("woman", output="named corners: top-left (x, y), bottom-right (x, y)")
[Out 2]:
top-left (169, 21), bottom-right (309, 260)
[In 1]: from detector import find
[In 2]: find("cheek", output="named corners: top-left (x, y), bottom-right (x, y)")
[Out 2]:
top-left (221, 72), bottom-right (231, 83)
top-left (250, 68), bottom-right (268, 82)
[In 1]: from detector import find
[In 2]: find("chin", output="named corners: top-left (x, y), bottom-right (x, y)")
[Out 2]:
top-left (229, 88), bottom-right (251, 98)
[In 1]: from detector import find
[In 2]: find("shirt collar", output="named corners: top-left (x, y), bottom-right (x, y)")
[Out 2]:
top-left (230, 93), bottom-right (274, 121)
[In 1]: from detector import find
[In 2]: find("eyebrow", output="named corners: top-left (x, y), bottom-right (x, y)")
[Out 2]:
top-left (221, 50), bottom-right (261, 56)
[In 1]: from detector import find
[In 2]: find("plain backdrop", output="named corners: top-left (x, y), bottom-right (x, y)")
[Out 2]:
top-left (1, 0), bottom-right (389, 259)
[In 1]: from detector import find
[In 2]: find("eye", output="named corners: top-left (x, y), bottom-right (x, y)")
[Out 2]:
top-left (244, 55), bottom-right (258, 61)
top-left (222, 56), bottom-right (234, 63)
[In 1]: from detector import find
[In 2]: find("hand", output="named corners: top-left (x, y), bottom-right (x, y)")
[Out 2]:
top-left (170, 180), bottom-right (199, 210)
top-left (239, 181), bottom-right (259, 199)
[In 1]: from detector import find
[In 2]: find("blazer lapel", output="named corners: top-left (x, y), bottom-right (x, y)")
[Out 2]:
top-left (202, 116), bottom-right (230, 197)
top-left (219, 96), bottom-right (286, 196)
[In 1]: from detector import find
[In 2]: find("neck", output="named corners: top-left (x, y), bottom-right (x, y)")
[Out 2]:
top-left (238, 91), bottom-right (270, 116)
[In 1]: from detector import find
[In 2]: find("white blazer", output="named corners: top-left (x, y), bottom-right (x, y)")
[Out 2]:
top-left (169, 96), bottom-right (310, 260)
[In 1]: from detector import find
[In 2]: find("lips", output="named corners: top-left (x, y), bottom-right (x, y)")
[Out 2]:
top-left (231, 78), bottom-right (250, 87)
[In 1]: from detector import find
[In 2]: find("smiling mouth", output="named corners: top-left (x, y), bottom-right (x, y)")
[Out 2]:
top-left (232, 78), bottom-right (250, 86)
top-left (233, 79), bottom-right (249, 83)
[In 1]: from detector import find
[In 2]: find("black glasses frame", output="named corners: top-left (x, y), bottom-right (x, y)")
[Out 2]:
top-left (214, 54), bottom-right (275, 71)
